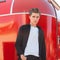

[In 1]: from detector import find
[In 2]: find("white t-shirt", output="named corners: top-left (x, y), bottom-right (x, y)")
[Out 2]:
top-left (24, 25), bottom-right (39, 57)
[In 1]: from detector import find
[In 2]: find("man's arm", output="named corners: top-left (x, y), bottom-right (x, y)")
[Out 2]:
top-left (41, 32), bottom-right (46, 60)
top-left (15, 27), bottom-right (23, 56)
top-left (48, 0), bottom-right (60, 10)
top-left (15, 26), bottom-right (27, 60)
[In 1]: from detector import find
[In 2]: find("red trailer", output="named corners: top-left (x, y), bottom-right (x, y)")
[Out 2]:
top-left (0, 0), bottom-right (58, 60)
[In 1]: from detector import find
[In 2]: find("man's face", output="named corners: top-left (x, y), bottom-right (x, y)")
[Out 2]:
top-left (29, 13), bottom-right (40, 25)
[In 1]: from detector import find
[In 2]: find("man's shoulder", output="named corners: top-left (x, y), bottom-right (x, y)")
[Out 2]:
top-left (37, 26), bottom-right (44, 34)
top-left (37, 26), bottom-right (43, 31)
top-left (19, 24), bottom-right (30, 30)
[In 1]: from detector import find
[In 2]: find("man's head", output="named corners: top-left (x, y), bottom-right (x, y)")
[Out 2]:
top-left (29, 8), bottom-right (41, 26)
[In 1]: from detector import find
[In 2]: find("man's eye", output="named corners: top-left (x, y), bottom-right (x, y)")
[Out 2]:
top-left (32, 16), bottom-right (35, 18)
top-left (36, 16), bottom-right (39, 18)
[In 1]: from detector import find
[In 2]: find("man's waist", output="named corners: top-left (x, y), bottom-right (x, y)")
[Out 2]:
top-left (25, 55), bottom-right (40, 59)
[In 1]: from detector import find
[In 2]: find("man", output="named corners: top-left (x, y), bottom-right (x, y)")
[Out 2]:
top-left (15, 8), bottom-right (46, 60)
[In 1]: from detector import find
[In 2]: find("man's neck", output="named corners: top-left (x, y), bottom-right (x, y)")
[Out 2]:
top-left (30, 23), bottom-right (36, 27)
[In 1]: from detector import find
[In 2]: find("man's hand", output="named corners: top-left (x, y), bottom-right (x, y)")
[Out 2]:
top-left (20, 54), bottom-right (27, 60)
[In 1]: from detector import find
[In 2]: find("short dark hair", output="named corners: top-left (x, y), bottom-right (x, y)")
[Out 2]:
top-left (29, 8), bottom-right (40, 16)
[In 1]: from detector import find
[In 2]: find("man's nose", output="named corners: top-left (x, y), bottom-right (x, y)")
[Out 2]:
top-left (34, 17), bottom-right (37, 20)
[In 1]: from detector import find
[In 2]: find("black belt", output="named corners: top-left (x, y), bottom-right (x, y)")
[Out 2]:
top-left (26, 55), bottom-right (40, 60)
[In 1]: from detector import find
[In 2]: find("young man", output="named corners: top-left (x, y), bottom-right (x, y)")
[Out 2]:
top-left (15, 8), bottom-right (46, 60)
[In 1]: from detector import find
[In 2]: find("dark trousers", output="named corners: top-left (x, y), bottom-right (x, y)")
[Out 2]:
top-left (26, 55), bottom-right (40, 60)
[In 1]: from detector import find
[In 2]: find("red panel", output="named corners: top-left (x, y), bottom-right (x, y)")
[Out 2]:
top-left (57, 22), bottom-right (60, 59)
top-left (58, 22), bottom-right (60, 35)
top-left (0, 0), bottom-right (12, 14)
top-left (13, 0), bottom-right (55, 16)
top-left (57, 48), bottom-right (60, 59)
top-left (3, 42), bottom-right (17, 60)
top-left (0, 14), bottom-right (26, 34)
